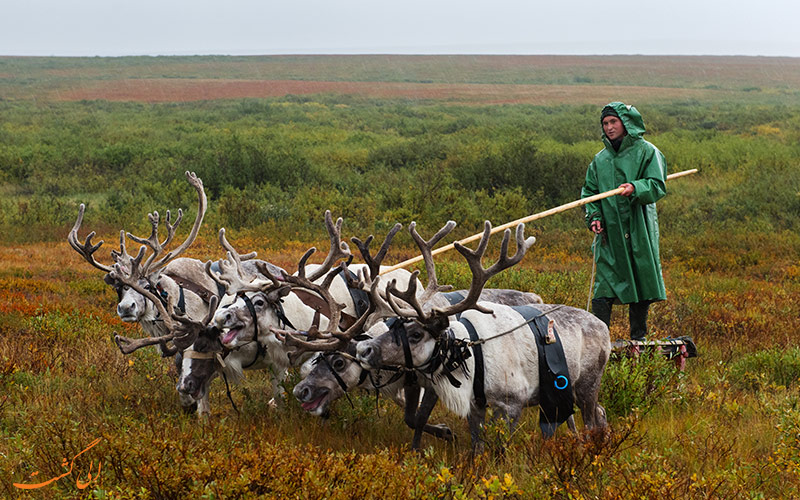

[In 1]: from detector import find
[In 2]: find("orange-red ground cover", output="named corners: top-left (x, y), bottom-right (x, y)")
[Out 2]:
top-left (52, 78), bottom-right (714, 105)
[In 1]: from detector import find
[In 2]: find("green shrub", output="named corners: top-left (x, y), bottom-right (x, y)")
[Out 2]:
top-left (600, 349), bottom-right (683, 419)
top-left (728, 348), bottom-right (800, 391)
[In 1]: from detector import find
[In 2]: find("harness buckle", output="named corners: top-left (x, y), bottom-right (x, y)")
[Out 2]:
top-left (545, 319), bottom-right (556, 344)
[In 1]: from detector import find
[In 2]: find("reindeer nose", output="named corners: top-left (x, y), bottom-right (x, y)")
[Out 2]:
top-left (117, 302), bottom-right (135, 317)
top-left (178, 377), bottom-right (196, 395)
top-left (357, 343), bottom-right (380, 365)
top-left (294, 384), bottom-right (311, 402)
top-left (216, 310), bottom-right (233, 326)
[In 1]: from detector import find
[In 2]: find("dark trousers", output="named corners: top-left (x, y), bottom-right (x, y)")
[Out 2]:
top-left (591, 298), bottom-right (650, 340)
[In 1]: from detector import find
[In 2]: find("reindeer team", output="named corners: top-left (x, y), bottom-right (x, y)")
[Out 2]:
top-left (68, 171), bottom-right (610, 451)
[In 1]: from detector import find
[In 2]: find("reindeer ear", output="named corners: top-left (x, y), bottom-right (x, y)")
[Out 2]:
top-left (266, 284), bottom-right (292, 302)
top-left (429, 315), bottom-right (451, 333)
top-left (103, 273), bottom-right (118, 286)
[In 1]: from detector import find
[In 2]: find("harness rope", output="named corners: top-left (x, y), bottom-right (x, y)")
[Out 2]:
top-left (587, 232), bottom-right (598, 311)
top-left (314, 353), bottom-right (359, 409)
top-left (464, 305), bottom-right (566, 346)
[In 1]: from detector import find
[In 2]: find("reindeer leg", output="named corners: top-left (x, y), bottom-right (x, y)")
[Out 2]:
top-left (468, 406), bottom-right (487, 455)
top-left (416, 388), bottom-right (453, 443)
top-left (403, 385), bottom-right (424, 448)
top-left (197, 394), bottom-right (211, 416)
top-left (567, 415), bottom-right (577, 433)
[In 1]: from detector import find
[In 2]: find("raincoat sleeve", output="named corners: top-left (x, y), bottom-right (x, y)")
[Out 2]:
top-left (630, 146), bottom-right (667, 205)
top-left (581, 158), bottom-right (602, 227)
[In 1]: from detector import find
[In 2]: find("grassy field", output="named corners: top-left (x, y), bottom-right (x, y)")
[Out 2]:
top-left (2, 54), bottom-right (800, 103)
top-left (2, 55), bottom-right (800, 498)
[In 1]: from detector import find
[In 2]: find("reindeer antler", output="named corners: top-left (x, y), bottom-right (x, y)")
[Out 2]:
top-left (380, 220), bottom-right (457, 321)
top-left (433, 222), bottom-right (535, 319)
top-left (305, 210), bottom-right (352, 283)
top-left (112, 295), bottom-right (219, 356)
top-left (205, 228), bottom-right (271, 296)
top-left (385, 221), bottom-right (535, 330)
top-left (409, 220), bottom-right (457, 304)
top-left (351, 223), bottom-right (403, 281)
top-left (271, 272), bottom-right (381, 362)
top-left (169, 296), bottom-right (220, 351)
top-left (109, 256), bottom-right (180, 355)
top-left (123, 171), bottom-right (207, 276)
top-left (67, 203), bottom-right (115, 274)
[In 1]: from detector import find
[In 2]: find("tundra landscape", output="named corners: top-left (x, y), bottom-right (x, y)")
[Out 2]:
top-left (2, 54), bottom-right (800, 498)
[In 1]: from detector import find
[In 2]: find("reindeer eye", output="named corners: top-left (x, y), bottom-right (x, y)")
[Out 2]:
top-left (252, 298), bottom-right (265, 308)
top-left (408, 331), bottom-right (424, 343)
top-left (332, 358), bottom-right (346, 371)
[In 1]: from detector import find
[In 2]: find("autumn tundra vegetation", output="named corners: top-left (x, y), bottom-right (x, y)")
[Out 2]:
top-left (2, 55), bottom-right (800, 498)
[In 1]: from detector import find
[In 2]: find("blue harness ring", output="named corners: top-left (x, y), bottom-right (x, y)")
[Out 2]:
top-left (554, 375), bottom-right (569, 390)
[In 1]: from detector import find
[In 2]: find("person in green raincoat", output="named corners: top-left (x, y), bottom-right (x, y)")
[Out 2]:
top-left (581, 102), bottom-right (667, 340)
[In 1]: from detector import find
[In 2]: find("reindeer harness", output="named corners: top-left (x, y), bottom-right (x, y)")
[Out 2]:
top-left (378, 300), bottom-right (575, 433)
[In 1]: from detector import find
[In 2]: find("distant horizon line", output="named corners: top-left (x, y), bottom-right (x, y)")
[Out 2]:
top-left (2, 52), bottom-right (799, 59)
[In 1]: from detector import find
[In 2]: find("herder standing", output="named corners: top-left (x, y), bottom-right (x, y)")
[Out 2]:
top-left (581, 102), bottom-right (667, 340)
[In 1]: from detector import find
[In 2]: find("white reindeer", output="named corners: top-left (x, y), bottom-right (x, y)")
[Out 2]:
top-left (67, 171), bottom-right (215, 357)
top-left (356, 221), bottom-right (610, 452)
top-left (174, 215), bottom-right (423, 415)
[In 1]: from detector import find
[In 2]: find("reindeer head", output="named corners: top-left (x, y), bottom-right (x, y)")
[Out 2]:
top-left (210, 211), bottom-right (351, 350)
top-left (293, 342), bottom-right (366, 416)
top-left (175, 323), bottom-right (226, 404)
top-left (357, 220), bottom-right (535, 376)
top-left (69, 171), bottom-right (207, 333)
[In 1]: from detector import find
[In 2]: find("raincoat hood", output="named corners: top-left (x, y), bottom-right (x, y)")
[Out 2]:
top-left (601, 102), bottom-right (646, 141)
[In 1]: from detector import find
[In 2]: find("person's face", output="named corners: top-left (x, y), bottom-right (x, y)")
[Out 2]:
top-left (602, 116), bottom-right (626, 141)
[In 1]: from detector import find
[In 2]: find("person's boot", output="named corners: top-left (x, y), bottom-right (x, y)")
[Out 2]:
top-left (591, 298), bottom-right (613, 328)
top-left (629, 301), bottom-right (650, 340)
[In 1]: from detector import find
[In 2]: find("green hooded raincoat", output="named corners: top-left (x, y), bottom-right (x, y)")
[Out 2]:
top-left (581, 102), bottom-right (667, 304)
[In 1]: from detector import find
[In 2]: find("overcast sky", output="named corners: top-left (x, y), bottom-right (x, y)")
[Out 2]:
top-left (1, 0), bottom-right (798, 57)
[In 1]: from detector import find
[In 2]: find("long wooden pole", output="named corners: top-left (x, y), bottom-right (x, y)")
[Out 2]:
top-left (381, 168), bottom-right (698, 274)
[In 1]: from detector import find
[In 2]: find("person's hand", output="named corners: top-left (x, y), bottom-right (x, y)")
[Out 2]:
top-left (590, 220), bottom-right (603, 234)
top-left (619, 183), bottom-right (634, 196)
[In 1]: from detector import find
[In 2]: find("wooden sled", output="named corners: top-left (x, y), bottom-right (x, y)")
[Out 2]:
top-left (611, 336), bottom-right (698, 371)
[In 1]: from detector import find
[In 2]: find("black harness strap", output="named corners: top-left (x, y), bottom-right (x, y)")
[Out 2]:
top-left (220, 371), bottom-right (240, 415)
top-left (165, 272), bottom-right (216, 305)
top-left (208, 261), bottom-right (227, 299)
top-left (389, 318), bottom-right (418, 388)
top-left (339, 268), bottom-right (371, 318)
top-left (459, 317), bottom-right (486, 410)
top-left (151, 280), bottom-right (186, 315)
top-left (316, 354), bottom-right (357, 409)
top-left (512, 305), bottom-right (574, 436)
top-left (273, 299), bottom-right (296, 331)
top-left (239, 292), bottom-right (296, 369)
top-left (177, 286), bottom-right (185, 314)
top-left (239, 293), bottom-right (266, 369)
top-left (378, 319), bottom-right (471, 391)
top-left (442, 291), bottom-right (466, 306)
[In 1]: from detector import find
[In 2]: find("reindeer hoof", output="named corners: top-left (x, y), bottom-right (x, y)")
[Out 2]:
top-left (441, 427), bottom-right (454, 441)
top-left (430, 423), bottom-right (454, 441)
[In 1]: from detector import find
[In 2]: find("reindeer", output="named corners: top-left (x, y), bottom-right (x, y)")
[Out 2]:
top-left (68, 171), bottom-right (286, 413)
top-left (173, 214), bottom-right (424, 415)
top-left (290, 222), bottom-right (544, 443)
top-left (356, 221), bottom-right (610, 452)
top-left (67, 171), bottom-right (218, 357)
